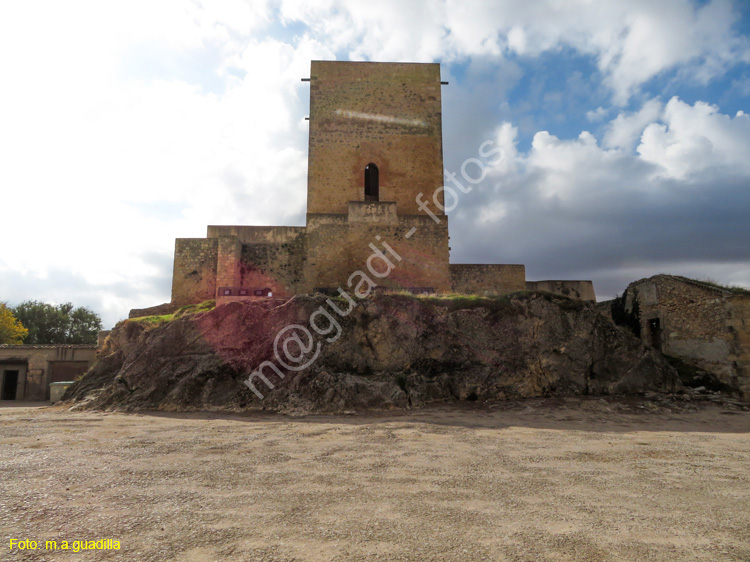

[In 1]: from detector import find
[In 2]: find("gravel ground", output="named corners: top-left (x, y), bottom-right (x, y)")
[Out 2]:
top-left (1, 397), bottom-right (749, 562)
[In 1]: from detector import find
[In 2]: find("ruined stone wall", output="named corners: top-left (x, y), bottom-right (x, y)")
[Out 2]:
top-left (450, 264), bottom-right (526, 296)
top-left (306, 61), bottom-right (445, 217)
top-left (526, 280), bottom-right (596, 302)
top-left (629, 277), bottom-right (728, 357)
top-left (171, 238), bottom-right (219, 305)
top-left (626, 275), bottom-right (750, 398)
top-left (0, 345), bottom-right (96, 401)
top-left (727, 296), bottom-right (750, 399)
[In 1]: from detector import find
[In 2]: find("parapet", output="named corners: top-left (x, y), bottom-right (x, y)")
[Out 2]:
top-left (450, 264), bottom-right (526, 295)
top-left (525, 280), bottom-right (596, 302)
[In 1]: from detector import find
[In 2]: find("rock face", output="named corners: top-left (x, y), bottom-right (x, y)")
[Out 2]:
top-left (66, 293), bottom-right (681, 414)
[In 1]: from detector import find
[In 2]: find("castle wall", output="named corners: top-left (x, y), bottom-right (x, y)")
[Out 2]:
top-left (171, 238), bottom-right (219, 305)
top-left (304, 212), bottom-right (451, 293)
top-left (307, 61), bottom-right (445, 217)
top-left (304, 216), bottom-right (350, 291)
top-left (450, 264), bottom-right (526, 295)
top-left (216, 236), bottom-right (243, 290)
top-left (236, 233), bottom-right (308, 298)
top-left (207, 225), bottom-right (305, 245)
top-left (526, 280), bottom-right (596, 301)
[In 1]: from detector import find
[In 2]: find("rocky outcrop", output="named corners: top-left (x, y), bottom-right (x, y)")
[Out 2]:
top-left (66, 292), bottom-right (680, 414)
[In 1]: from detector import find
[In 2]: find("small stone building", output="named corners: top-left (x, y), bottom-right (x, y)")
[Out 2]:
top-left (619, 275), bottom-right (750, 399)
top-left (0, 344), bottom-right (97, 401)
top-left (164, 61), bottom-right (593, 309)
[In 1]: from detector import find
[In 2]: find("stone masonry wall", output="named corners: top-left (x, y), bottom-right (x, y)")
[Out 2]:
top-left (526, 280), bottom-right (596, 302)
top-left (238, 233), bottom-right (307, 297)
top-left (216, 236), bottom-right (242, 290)
top-left (0, 345), bottom-right (96, 401)
top-left (307, 61), bottom-right (445, 217)
top-left (626, 275), bottom-right (750, 399)
top-left (171, 238), bottom-right (219, 305)
top-left (207, 225), bottom-right (305, 245)
top-left (450, 264), bottom-right (526, 295)
top-left (304, 213), bottom-right (451, 293)
top-left (728, 297), bottom-right (750, 398)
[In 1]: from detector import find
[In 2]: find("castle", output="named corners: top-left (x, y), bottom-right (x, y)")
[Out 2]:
top-left (165, 61), bottom-right (594, 308)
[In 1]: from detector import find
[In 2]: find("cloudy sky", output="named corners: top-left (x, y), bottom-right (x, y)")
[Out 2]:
top-left (1, 0), bottom-right (749, 329)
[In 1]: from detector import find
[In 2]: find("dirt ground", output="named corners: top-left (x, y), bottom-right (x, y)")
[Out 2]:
top-left (1, 398), bottom-right (748, 562)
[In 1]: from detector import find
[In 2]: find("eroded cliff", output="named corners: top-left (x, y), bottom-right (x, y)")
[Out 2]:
top-left (66, 292), bottom-right (680, 414)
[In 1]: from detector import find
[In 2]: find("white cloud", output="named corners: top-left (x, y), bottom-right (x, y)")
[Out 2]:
top-left (0, 2), bottom-right (333, 327)
top-left (451, 97), bottom-right (750, 298)
top-left (278, 0), bottom-right (749, 103)
top-left (586, 106), bottom-right (609, 122)
top-left (280, 0), bottom-right (449, 62)
top-left (604, 98), bottom-right (663, 151)
top-left (451, 99), bottom-right (750, 297)
top-left (525, 129), bottom-right (630, 199)
top-left (486, 96), bottom-right (750, 197)
top-left (638, 97), bottom-right (750, 179)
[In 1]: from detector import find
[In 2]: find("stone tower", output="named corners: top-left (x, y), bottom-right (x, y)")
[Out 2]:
top-left (303, 61), bottom-right (451, 293)
top-left (306, 61), bottom-right (445, 216)
top-left (168, 60), bottom-right (527, 307)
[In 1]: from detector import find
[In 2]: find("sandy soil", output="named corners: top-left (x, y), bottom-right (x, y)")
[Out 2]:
top-left (1, 397), bottom-right (748, 562)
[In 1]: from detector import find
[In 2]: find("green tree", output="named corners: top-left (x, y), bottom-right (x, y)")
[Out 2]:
top-left (12, 301), bottom-right (102, 344)
top-left (0, 303), bottom-right (28, 344)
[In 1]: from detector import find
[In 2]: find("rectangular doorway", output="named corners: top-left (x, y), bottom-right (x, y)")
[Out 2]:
top-left (2, 370), bottom-right (19, 400)
top-left (648, 318), bottom-right (662, 351)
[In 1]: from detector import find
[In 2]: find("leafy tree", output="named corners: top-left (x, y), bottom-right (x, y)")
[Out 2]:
top-left (0, 303), bottom-right (28, 344)
top-left (12, 301), bottom-right (102, 344)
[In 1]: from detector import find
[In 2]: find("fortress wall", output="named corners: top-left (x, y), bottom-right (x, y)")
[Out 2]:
top-left (303, 219), bottom-right (451, 293)
top-left (207, 225), bottom-right (305, 245)
top-left (239, 234), bottom-right (307, 297)
top-left (216, 236), bottom-right (243, 290)
top-left (307, 61), bottom-right (445, 217)
top-left (450, 264), bottom-right (526, 296)
top-left (306, 213), bottom-right (348, 229)
top-left (171, 238), bottom-right (219, 305)
top-left (303, 222), bottom-right (352, 291)
top-left (347, 220), bottom-right (451, 292)
top-left (526, 280), bottom-right (596, 302)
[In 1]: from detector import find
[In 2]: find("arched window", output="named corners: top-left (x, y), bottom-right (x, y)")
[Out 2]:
top-left (364, 163), bottom-right (379, 201)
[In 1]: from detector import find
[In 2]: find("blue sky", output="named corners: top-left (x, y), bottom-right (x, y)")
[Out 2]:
top-left (1, 0), bottom-right (749, 328)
